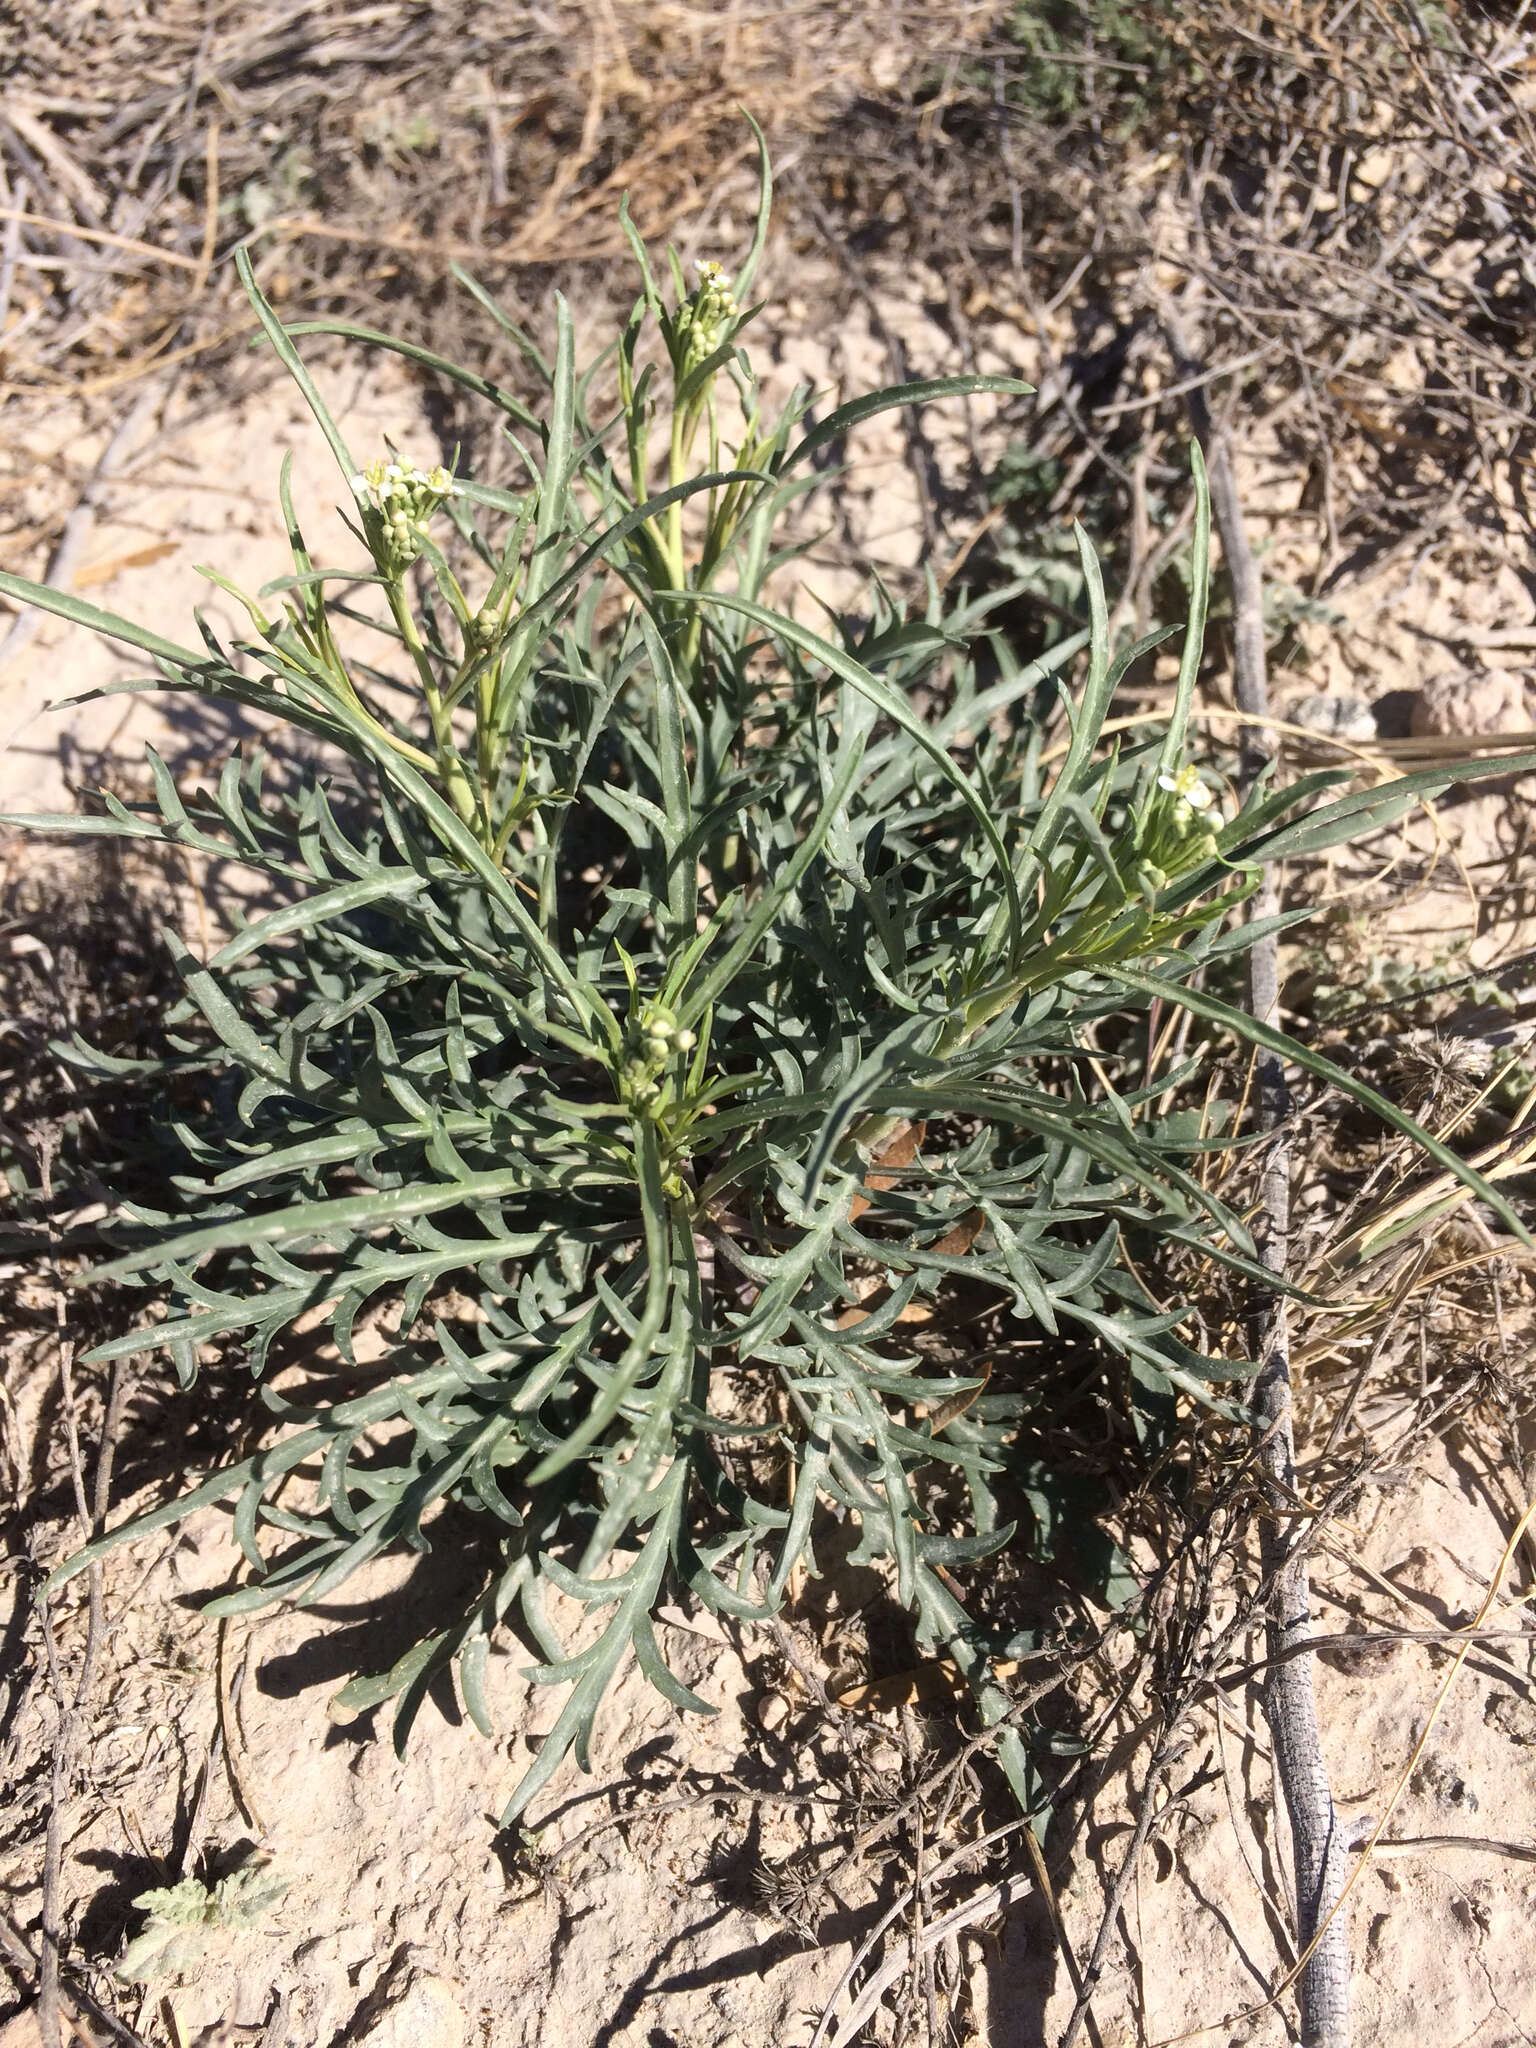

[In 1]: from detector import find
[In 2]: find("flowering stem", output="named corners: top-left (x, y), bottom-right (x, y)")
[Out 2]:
top-left (666, 405), bottom-right (689, 593)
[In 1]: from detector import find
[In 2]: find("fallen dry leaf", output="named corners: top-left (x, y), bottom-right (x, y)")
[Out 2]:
top-left (849, 1120), bottom-right (925, 1221)
top-left (73, 540), bottom-right (179, 588)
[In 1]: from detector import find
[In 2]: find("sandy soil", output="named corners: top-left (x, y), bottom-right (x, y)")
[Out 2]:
top-left (4, 282), bottom-right (1536, 2048)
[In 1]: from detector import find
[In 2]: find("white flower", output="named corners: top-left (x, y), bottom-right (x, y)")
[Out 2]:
top-left (679, 259), bottom-right (739, 371)
top-left (1159, 763), bottom-right (1213, 810)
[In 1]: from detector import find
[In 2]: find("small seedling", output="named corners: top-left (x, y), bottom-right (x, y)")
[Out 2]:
top-left (116, 1859), bottom-right (290, 1985)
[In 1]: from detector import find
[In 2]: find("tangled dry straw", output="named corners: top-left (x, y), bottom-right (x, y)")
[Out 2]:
top-left (5, 0), bottom-right (1536, 604)
top-left (0, 0), bottom-right (1003, 397)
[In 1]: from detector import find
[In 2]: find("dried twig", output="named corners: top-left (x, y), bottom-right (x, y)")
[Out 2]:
top-left (1058, 1728), bottom-right (1189, 2048)
top-left (0, 1906), bottom-right (150, 2048)
top-left (1182, 366), bottom-right (1353, 2048)
top-left (545, 1779), bottom-right (837, 1868)
top-left (0, 207), bottom-right (203, 272)
top-left (34, 1142), bottom-right (131, 2048)
top-left (809, 1811), bottom-right (1039, 2048)
top-left (0, 175), bottom-right (30, 341)
top-left (823, 1869), bottom-right (1034, 2048)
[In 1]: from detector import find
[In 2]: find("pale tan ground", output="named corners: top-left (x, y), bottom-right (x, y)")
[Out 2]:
top-left (4, 286), bottom-right (1536, 2048)
top-left (10, 1422), bottom-right (1536, 2048)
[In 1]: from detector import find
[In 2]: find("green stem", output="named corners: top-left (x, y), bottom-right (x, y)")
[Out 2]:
top-left (665, 405), bottom-right (689, 591)
top-left (297, 609), bottom-right (439, 778)
top-left (388, 577), bottom-right (482, 834)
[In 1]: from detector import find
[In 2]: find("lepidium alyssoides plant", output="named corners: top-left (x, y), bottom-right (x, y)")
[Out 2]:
top-left (3, 132), bottom-right (1529, 1825)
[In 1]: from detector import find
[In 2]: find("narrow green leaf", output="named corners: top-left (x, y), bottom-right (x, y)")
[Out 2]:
top-left (535, 294), bottom-right (577, 563)
top-left (1156, 440), bottom-right (1211, 782)
top-left (285, 316), bottom-right (541, 431)
top-left (208, 872), bottom-right (428, 969)
top-left (734, 112), bottom-right (773, 300)
top-left (1225, 749), bottom-right (1536, 866)
top-left (1021, 523), bottom-right (1113, 874)
top-left (669, 589), bottom-right (1024, 960)
top-left (235, 244), bottom-right (355, 484)
top-left (87, 1171), bottom-right (557, 1283)
top-left (675, 697), bottom-right (872, 1029)
top-left (0, 570), bottom-right (207, 670)
top-left (779, 375), bottom-right (1033, 477)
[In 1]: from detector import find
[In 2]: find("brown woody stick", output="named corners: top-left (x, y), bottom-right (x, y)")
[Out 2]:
top-left (1183, 381), bottom-right (1352, 2046)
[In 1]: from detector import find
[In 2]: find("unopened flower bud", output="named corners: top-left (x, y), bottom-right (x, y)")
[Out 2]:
top-left (677, 259), bottom-right (739, 374)
top-left (350, 453), bottom-right (456, 575)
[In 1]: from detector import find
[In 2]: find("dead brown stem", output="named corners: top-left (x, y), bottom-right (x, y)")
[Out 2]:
top-left (1182, 366), bottom-right (1353, 2048)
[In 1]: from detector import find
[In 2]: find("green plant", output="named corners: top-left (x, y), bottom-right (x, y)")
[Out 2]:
top-left (116, 1859), bottom-right (290, 1985)
top-left (5, 131), bottom-right (1531, 1827)
top-left (1001, 2), bottom-right (1198, 135)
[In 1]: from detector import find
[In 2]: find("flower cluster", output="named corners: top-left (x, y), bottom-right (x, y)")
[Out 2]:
top-left (349, 457), bottom-right (455, 576)
top-left (620, 1003), bottom-right (697, 1110)
top-left (1135, 762), bottom-right (1226, 891)
top-left (675, 259), bottom-right (739, 375)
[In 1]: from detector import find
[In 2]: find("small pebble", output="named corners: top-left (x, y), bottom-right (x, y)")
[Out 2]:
top-left (1288, 692), bottom-right (1378, 743)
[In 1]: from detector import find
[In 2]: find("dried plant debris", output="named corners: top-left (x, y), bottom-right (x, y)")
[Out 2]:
top-left (793, 2), bottom-right (1536, 630)
top-left (0, 0), bottom-right (997, 395)
top-left (8, 3), bottom-right (1536, 722)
